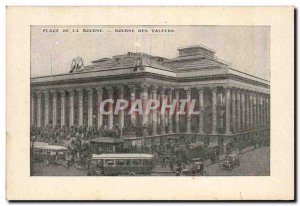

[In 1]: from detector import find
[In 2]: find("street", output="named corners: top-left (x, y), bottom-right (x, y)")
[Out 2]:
top-left (33, 146), bottom-right (270, 176)
top-left (33, 164), bottom-right (86, 176)
top-left (205, 146), bottom-right (270, 176)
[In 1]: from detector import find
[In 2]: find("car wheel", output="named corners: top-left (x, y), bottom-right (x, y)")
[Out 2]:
top-left (229, 165), bottom-right (233, 170)
top-left (129, 172), bottom-right (135, 176)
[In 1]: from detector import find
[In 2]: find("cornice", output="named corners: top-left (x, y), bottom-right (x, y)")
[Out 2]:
top-left (31, 71), bottom-right (270, 91)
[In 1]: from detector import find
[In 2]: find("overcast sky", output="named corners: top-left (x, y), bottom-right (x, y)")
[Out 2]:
top-left (31, 26), bottom-right (270, 80)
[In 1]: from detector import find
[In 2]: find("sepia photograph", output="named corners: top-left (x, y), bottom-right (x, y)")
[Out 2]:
top-left (6, 7), bottom-right (294, 200)
top-left (30, 25), bottom-right (270, 177)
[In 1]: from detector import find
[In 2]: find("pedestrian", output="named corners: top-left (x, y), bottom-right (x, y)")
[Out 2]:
top-left (86, 158), bottom-right (91, 170)
top-left (66, 155), bottom-right (70, 169)
top-left (71, 155), bottom-right (75, 166)
top-left (162, 157), bottom-right (167, 168)
top-left (169, 160), bottom-right (174, 172)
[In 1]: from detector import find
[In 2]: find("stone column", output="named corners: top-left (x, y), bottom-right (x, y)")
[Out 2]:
top-left (175, 89), bottom-right (180, 133)
top-left (148, 92), bottom-right (153, 128)
top-left (107, 86), bottom-right (114, 130)
top-left (231, 88), bottom-right (236, 132)
top-left (225, 86), bottom-right (232, 134)
top-left (77, 89), bottom-right (83, 126)
top-left (129, 85), bottom-right (136, 125)
top-left (260, 94), bottom-right (264, 126)
top-left (160, 87), bottom-right (166, 134)
top-left (167, 88), bottom-right (173, 133)
top-left (157, 93), bottom-right (161, 127)
top-left (185, 88), bottom-right (192, 133)
top-left (249, 93), bottom-right (252, 129)
top-left (258, 93), bottom-right (262, 127)
top-left (260, 94), bottom-right (264, 127)
top-left (253, 92), bottom-right (257, 128)
top-left (31, 93), bottom-right (35, 126)
top-left (197, 87), bottom-right (204, 134)
top-left (246, 91), bottom-right (250, 130)
top-left (96, 87), bottom-right (103, 129)
top-left (211, 86), bottom-right (217, 134)
top-left (68, 89), bottom-right (75, 127)
top-left (241, 89), bottom-right (245, 131)
top-left (266, 96), bottom-right (270, 126)
top-left (60, 90), bottom-right (66, 127)
top-left (151, 86), bottom-right (158, 135)
top-left (117, 86), bottom-right (125, 131)
top-left (263, 95), bottom-right (266, 126)
top-left (43, 90), bottom-right (50, 127)
top-left (249, 92), bottom-right (253, 130)
top-left (36, 91), bottom-right (42, 128)
top-left (264, 95), bottom-right (268, 126)
top-left (51, 90), bottom-right (57, 128)
top-left (260, 93), bottom-right (263, 127)
top-left (244, 92), bottom-right (248, 130)
top-left (141, 84), bottom-right (149, 125)
top-left (236, 89), bottom-right (241, 131)
top-left (87, 88), bottom-right (93, 127)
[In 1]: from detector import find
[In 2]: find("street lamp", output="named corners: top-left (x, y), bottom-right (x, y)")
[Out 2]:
top-left (30, 135), bottom-right (37, 176)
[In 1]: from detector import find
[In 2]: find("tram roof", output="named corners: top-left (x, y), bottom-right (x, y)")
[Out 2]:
top-left (34, 144), bottom-right (68, 150)
top-left (92, 153), bottom-right (153, 159)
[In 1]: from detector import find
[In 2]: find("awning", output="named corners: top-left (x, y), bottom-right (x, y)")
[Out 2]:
top-left (90, 137), bottom-right (123, 144)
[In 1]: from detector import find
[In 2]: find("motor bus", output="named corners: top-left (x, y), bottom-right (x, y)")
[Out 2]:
top-left (88, 153), bottom-right (154, 176)
top-left (33, 144), bottom-right (68, 164)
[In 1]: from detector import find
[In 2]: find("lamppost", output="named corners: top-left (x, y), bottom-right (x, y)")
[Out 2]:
top-left (30, 135), bottom-right (37, 176)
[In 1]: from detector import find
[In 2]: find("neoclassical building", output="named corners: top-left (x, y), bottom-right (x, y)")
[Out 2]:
top-left (31, 44), bottom-right (270, 149)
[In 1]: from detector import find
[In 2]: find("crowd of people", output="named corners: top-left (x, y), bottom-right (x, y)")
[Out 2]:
top-left (30, 124), bottom-right (121, 144)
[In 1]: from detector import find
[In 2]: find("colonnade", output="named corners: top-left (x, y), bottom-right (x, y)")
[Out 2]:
top-left (31, 84), bottom-right (270, 135)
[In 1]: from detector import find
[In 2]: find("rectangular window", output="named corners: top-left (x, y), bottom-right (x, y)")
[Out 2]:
top-left (143, 159), bottom-right (152, 166)
top-left (132, 159), bottom-right (142, 166)
top-left (115, 159), bottom-right (126, 166)
top-left (126, 160), bottom-right (131, 166)
top-left (105, 159), bottom-right (115, 166)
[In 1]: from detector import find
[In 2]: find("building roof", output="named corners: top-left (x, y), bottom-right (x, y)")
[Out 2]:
top-left (83, 52), bottom-right (174, 72)
top-left (163, 55), bottom-right (230, 71)
top-left (30, 44), bottom-right (269, 92)
top-left (177, 44), bottom-right (216, 53)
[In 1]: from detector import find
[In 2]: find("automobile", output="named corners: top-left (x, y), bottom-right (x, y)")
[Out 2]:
top-left (175, 160), bottom-right (207, 176)
top-left (189, 161), bottom-right (207, 176)
top-left (219, 154), bottom-right (240, 170)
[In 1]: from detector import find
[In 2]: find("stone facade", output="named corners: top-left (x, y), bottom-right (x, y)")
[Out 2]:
top-left (31, 45), bottom-right (270, 147)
